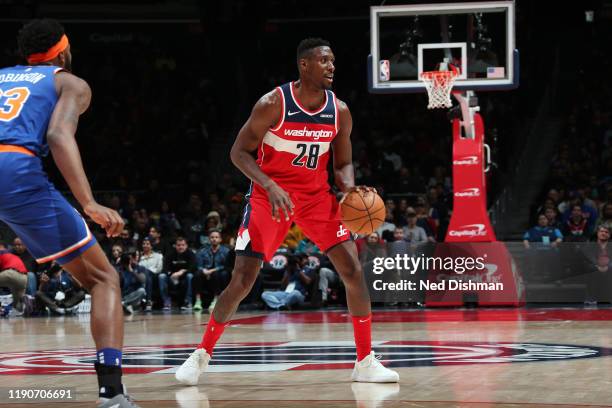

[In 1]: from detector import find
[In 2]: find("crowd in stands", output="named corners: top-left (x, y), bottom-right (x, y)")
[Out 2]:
top-left (0, 185), bottom-right (453, 316)
top-left (4, 9), bottom-right (609, 315)
top-left (520, 20), bottom-right (612, 301)
top-left (0, 22), bottom-right (468, 316)
top-left (525, 19), bottom-right (612, 249)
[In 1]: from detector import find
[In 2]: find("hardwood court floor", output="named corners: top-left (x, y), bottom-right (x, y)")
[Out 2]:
top-left (1, 308), bottom-right (612, 407)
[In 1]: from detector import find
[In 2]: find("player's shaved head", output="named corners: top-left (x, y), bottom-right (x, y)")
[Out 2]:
top-left (296, 37), bottom-right (331, 62)
top-left (17, 19), bottom-right (65, 60)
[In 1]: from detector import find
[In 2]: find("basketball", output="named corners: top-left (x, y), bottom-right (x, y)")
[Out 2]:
top-left (340, 189), bottom-right (385, 235)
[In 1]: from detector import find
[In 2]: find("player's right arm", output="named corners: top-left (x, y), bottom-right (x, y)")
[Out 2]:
top-left (230, 90), bottom-right (294, 222)
top-left (47, 72), bottom-right (124, 237)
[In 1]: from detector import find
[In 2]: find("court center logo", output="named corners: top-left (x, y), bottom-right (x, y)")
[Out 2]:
top-left (0, 341), bottom-right (609, 375)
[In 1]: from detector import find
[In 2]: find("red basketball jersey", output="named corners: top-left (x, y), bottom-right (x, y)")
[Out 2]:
top-left (256, 81), bottom-right (339, 194)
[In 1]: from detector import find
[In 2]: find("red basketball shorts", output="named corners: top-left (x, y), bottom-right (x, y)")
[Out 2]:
top-left (235, 185), bottom-right (351, 261)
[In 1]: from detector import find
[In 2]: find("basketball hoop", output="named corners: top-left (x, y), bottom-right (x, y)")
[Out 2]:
top-left (420, 70), bottom-right (458, 109)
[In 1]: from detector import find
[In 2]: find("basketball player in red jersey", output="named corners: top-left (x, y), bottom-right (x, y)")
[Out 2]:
top-left (176, 38), bottom-right (399, 384)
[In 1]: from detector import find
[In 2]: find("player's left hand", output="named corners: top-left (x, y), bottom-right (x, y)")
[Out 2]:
top-left (84, 202), bottom-right (125, 238)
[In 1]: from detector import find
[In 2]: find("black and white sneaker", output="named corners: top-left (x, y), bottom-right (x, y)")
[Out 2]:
top-left (97, 393), bottom-right (140, 408)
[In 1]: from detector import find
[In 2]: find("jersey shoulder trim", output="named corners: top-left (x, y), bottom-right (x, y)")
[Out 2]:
top-left (270, 87), bottom-right (285, 132)
top-left (331, 91), bottom-right (339, 133)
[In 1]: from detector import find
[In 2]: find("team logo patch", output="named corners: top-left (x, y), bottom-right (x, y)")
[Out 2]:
top-left (0, 341), bottom-right (609, 375)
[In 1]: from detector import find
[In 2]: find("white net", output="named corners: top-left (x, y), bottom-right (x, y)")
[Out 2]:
top-left (420, 70), bottom-right (458, 109)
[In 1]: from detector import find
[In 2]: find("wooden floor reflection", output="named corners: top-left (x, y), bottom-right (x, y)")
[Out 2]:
top-left (1, 309), bottom-right (611, 407)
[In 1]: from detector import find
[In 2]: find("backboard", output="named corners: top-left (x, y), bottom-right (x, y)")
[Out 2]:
top-left (369, 1), bottom-right (518, 93)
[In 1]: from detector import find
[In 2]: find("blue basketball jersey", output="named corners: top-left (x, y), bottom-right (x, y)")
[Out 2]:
top-left (0, 65), bottom-right (62, 157)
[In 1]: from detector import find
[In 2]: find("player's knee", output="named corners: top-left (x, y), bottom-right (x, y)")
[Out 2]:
top-left (236, 273), bottom-right (257, 297)
top-left (81, 265), bottom-right (120, 292)
top-left (231, 267), bottom-right (258, 297)
top-left (338, 263), bottom-right (363, 285)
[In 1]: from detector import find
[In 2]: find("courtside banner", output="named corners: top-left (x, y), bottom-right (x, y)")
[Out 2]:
top-left (362, 242), bottom-right (611, 304)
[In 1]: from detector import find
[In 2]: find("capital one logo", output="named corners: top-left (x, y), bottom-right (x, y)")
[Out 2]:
top-left (454, 188), bottom-right (481, 198)
top-left (453, 156), bottom-right (479, 166)
top-left (448, 224), bottom-right (487, 237)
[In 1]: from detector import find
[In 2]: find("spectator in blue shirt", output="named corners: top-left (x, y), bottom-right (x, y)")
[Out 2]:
top-left (523, 214), bottom-right (563, 249)
top-left (193, 230), bottom-right (230, 312)
top-left (261, 254), bottom-right (314, 310)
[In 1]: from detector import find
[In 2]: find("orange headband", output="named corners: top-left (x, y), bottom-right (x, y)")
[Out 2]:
top-left (27, 34), bottom-right (69, 64)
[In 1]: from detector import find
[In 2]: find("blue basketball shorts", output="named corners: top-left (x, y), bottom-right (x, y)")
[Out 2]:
top-left (0, 150), bottom-right (96, 265)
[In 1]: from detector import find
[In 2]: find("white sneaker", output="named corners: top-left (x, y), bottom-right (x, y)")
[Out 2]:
top-left (351, 383), bottom-right (400, 408)
top-left (351, 351), bottom-right (399, 383)
top-left (175, 386), bottom-right (210, 408)
top-left (175, 348), bottom-right (211, 385)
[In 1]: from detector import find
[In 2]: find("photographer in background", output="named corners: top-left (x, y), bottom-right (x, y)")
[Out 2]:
top-left (36, 262), bottom-right (86, 315)
top-left (116, 250), bottom-right (147, 314)
top-left (261, 254), bottom-right (314, 310)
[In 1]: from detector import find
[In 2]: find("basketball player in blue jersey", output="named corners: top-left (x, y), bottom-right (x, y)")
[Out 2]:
top-left (176, 38), bottom-right (399, 385)
top-left (0, 20), bottom-right (138, 408)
